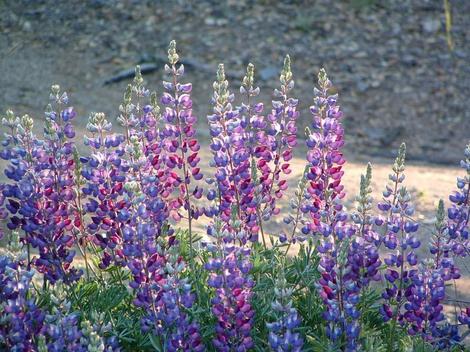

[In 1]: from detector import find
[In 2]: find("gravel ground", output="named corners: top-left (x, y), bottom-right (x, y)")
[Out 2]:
top-left (0, 0), bottom-right (469, 164)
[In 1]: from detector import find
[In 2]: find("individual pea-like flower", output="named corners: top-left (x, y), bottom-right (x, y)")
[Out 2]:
top-left (206, 64), bottom-right (257, 241)
top-left (205, 219), bottom-right (255, 351)
top-left (266, 269), bottom-right (303, 351)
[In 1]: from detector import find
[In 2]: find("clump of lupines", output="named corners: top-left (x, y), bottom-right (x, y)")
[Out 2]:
top-left (82, 66), bottom-right (165, 269)
top-left (1, 228), bottom-right (116, 351)
top-left (340, 164), bottom-right (381, 348)
top-left (38, 287), bottom-right (119, 352)
top-left (1, 86), bottom-right (83, 284)
top-left (35, 86), bottom-right (83, 283)
top-left (205, 220), bottom-right (255, 351)
top-left (450, 144), bottom-right (470, 333)
top-left (121, 180), bottom-right (203, 351)
top-left (426, 144), bottom-right (470, 345)
top-left (96, 65), bottom-right (204, 350)
top-left (266, 270), bottom-right (303, 351)
top-left (396, 147), bottom-right (470, 348)
top-left (41, 293), bottom-right (86, 352)
top-left (2, 41), bottom-right (470, 351)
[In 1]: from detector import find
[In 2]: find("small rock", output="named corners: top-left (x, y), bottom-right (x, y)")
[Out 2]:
top-left (22, 21), bottom-right (32, 32)
top-left (454, 50), bottom-right (466, 59)
top-left (353, 51), bottom-right (368, 58)
top-left (422, 18), bottom-right (441, 33)
top-left (356, 79), bottom-right (369, 93)
top-left (364, 126), bottom-right (405, 147)
top-left (401, 55), bottom-right (417, 67)
top-left (260, 66), bottom-right (278, 81)
top-left (205, 17), bottom-right (228, 26)
top-left (204, 17), bottom-right (216, 26)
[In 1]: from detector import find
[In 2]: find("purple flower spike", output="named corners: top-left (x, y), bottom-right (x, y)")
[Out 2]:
top-left (1, 87), bottom-right (83, 284)
top-left (206, 221), bottom-right (254, 351)
top-left (158, 42), bottom-right (203, 260)
top-left (206, 64), bottom-right (258, 241)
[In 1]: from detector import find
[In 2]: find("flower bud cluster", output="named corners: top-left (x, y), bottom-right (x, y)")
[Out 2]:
top-left (266, 271), bottom-right (303, 351)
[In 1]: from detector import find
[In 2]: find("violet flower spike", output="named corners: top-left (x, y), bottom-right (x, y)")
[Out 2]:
top-left (260, 55), bottom-right (298, 224)
top-left (160, 41), bottom-right (203, 260)
top-left (206, 64), bottom-right (256, 240)
top-left (306, 69), bottom-right (359, 350)
top-left (82, 112), bottom-right (128, 269)
top-left (377, 143), bottom-right (422, 349)
top-left (205, 220), bottom-right (255, 351)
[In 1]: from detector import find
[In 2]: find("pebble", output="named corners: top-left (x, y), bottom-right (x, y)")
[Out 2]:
top-left (422, 18), bottom-right (441, 33)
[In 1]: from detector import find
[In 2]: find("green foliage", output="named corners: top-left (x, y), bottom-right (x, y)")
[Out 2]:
top-left (17, 228), bottom-right (467, 351)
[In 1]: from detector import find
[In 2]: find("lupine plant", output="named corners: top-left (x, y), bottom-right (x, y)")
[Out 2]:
top-left (1, 41), bottom-right (469, 351)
